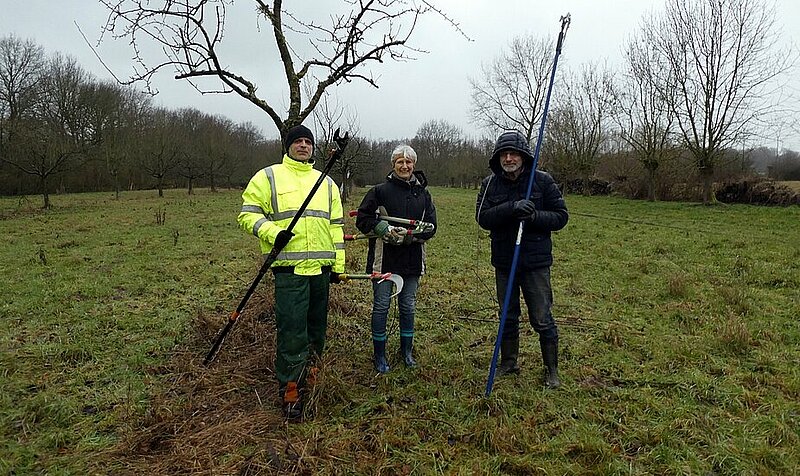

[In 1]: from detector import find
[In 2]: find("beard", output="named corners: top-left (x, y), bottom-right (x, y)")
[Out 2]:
top-left (501, 162), bottom-right (522, 174)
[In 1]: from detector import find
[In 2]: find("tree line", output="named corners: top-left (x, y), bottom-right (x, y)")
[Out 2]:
top-left (3, 0), bottom-right (800, 208)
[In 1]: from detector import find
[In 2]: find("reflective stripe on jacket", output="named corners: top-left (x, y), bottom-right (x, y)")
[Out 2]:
top-left (237, 154), bottom-right (345, 276)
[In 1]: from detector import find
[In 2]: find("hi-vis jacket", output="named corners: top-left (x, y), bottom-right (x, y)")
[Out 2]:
top-left (238, 155), bottom-right (345, 276)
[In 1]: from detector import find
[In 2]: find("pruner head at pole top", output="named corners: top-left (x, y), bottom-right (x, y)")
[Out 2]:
top-left (556, 13), bottom-right (571, 51)
top-left (333, 128), bottom-right (350, 151)
top-left (560, 13), bottom-right (571, 33)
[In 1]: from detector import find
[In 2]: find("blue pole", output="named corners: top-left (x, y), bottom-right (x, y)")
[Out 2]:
top-left (485, 14), bottom-right (571, 397)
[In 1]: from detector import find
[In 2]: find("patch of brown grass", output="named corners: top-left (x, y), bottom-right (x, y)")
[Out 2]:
top-left (91, 289), bottom-right (332, 475)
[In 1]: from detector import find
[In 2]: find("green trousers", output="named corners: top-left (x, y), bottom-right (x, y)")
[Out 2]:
top-left (273, 271), bottom-right (330, 385)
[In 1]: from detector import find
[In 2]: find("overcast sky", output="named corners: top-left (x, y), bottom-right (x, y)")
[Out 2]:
top-left (2, 0), bottom-right (799, 150)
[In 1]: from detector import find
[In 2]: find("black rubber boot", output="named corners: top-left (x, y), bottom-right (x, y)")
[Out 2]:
top-left (541, 338), bottom-right (560, 389)
top-left (373, 339), bottom-right (390, 373)
top-left (497, 338), bottom-right (520, 376)
top-left (400, 336), bottom-right (417, 368)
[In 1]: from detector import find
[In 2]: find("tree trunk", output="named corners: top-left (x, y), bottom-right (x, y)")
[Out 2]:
top-left (646, 164), bottom-right (657, 202)
top-left (40, 175), bottom-right (50, 209)
top-left (112, 171), bottom-right (121, 200)
top-left (699, 164), bottom-right (715, 205)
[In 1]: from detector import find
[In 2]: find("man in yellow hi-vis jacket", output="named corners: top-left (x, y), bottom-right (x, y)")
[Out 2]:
top-left (238, 124), bottom-right (345, 422)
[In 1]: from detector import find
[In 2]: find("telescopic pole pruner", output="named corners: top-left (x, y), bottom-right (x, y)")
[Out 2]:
top-left (204, 129), bottom-right (350, 366)
top-left (484, 14), bottom-right (571, 397)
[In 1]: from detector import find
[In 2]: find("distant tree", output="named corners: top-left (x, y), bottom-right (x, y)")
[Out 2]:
top-left (358, 140), bottom-right (396, 186)
top-left (772, 150), bottom-right (800, 180)
top-left (229, 122), bottom-right (271, 188)
top-left (613, 30), bottom-right (676, 201)
top-left (85, 80), bottom-right (151, 198)
top-left (459, 136), bottom-right (493, 189)
top-left (204, 115), bottom-right (240, 193)
top-left (3, 53), bottom-right (98, 208)
top-left (97, 0), bottom-right (462, 142)
top-left (643, 0), bottom-right (794, 204)
top-left (174, 108), bottom-right (210, 195)
top-left (411, 119), bottom-right (463, 186)
top-left (310, 92), bottom-right (367, 202)
top-left (139, 108), bottom-right (182, 197)
top-left (0, 36), bottom-right (43, 120)
top-left (469, 35), bottom-right (553, 142)
top-left (0, 35), bottom-right (45, 174)
top-left (545, 63), bottom-right (615, 192)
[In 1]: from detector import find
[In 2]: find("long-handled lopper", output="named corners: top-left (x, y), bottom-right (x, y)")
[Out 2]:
top-left (203, 128), bottom-right (350, 366)
top-left (485, 13), bottom-right (571, 397)
top-left (335, 272), bottom-right (404, 297)
top-left (346, 209), bottom-right (435, 239)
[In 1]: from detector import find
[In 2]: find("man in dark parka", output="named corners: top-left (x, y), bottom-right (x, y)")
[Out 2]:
top-left (476, 130), bottom-right (568, 388)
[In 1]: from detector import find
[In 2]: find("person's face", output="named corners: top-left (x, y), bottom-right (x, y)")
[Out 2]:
top-left (499, 150), bottom-right (523, 174)
top-left (393, 155), bottom-right (415, 180)
top-left (288, 137), bottom-right (313, 162)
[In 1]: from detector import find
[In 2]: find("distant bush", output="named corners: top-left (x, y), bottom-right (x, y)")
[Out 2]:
top-left (716, 178), bottom-right (800, 206)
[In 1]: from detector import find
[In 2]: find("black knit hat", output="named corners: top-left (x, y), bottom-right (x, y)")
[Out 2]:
top-left (284, 125), bottom-right (314, 151)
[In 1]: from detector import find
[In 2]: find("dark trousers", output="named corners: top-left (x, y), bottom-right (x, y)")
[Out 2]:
top-left (273, 270), bottom-right (330, 385)
top-left (494, 267), bottom-right (558, 342)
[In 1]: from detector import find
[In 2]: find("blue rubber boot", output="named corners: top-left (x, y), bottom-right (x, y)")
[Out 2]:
top-left (400, 336), bottom-right (417, 367)
top-left (373, 339), bottom-right (390, 373)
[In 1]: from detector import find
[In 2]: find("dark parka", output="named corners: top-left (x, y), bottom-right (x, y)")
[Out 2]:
top-left (476, 132), bottom-right (568, 271)
top-left (356, 171), bottom-right (437, 276)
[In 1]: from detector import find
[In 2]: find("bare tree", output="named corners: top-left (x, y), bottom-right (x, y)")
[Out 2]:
top-left (545, 63), bottom-right (615, 192)
top-left (97, 0), bottom-right (460, 141)
top-left (310, 91), bottom-right (366, 202)
top-left (2, 54), bottom-right (97, 208)
top-left (459, 136), bottom-right (493, 189)
top-left (139, 108), bottom-right (182, 197)
top-left (85, 80), bottom-right (151, 199)
top-left (411, 119), bottom-right (463, 186)
top-left (0, 36), bottom-right (45, 166)
top-left (644, 0), bottom-right (793, 204)
top-left (204, 115), bottom-right (239, 193)
top-left (613, 30), bottom-right (676, 201)
top-left (174, 108), bottom-right (211, 195)
top-left (469, 35), bottom-right (554, 142)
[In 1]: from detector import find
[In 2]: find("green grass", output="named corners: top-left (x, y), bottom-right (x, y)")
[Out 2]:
top-left (1, 188), bottom-right (798, 474)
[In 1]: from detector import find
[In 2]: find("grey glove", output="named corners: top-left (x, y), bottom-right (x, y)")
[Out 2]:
top-left (382, 226), bottom-right (406, 245)
top-left (373, 220), bottom-right (390, 237)
top-left (512, 199), bottom-right (535, 218)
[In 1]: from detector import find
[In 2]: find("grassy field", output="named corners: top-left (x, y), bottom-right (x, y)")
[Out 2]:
top-left (780, 181), bottom-right (800, 193)
top-left (1, 187), bottom-right (798, 475)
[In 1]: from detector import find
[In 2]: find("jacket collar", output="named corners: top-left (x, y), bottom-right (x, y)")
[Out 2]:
top-left (386, 170), bottom-right (428, 188)
top-left (282, 154), bottom-right (315, 172)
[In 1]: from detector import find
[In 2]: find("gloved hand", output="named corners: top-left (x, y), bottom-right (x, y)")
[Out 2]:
top-left (373, 220), bottom-right (390, 237)
top-left (382, 226), bottom-right (407, 245)
top-left (329, 272), bottom-right (342, 284)
top-left (274, 229), bottom-right (295, 249)
top-left (512, 199), bottom-right (535, 218)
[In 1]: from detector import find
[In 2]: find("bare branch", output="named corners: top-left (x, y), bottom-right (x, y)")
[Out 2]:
top-left (96, 0), bottom-right (462, 136)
